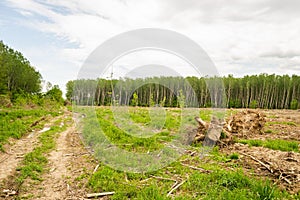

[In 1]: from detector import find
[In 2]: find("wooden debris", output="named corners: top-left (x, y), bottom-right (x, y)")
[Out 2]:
top-left (86, 191), bottom-right (115, 198)
top-left (2, 189), bottom-right (17, 196)
top-left (167, 180), bottom-right (186, 197)
top-left (181, 163), bottom-right (211, 173)
top-left (240, 152), bottom-right (273, 173)
top-left (150, 175), bottom-right (178, 182)
top-left (193, 110), bottom-right (266, 144)
top-left (30, 117), bottom-right (46, 127)
top-left (93, 164), bottom-right (99, 173)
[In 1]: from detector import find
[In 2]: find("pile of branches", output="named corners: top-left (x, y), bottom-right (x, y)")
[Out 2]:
top-left (193, 110), bottom-right (266, 145)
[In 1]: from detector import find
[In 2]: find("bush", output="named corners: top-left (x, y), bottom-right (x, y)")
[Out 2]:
top-left (290, 99), bottom-right (298, 110)
top-left (249, 100), bottom-right (258, 109)
top-left (0, 95), bottom-right (12, 108)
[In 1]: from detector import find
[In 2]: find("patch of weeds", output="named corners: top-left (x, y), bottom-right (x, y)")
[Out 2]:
top-left (266, 121), bottom-right (297, 126)
top-left (239, 139), bottom-right (264, 147)
top-left (264, 129), bottom-right (273, 134)
top-left (210, 146), bottom-right (231, 162)
top-left (182, 169), bottom-right (289, 200)
top-left (228, 153), bottom-right (239, 160)
top-left (267, 115), bottom-right (278, 119)
top-left (199, 109), bottom-right (211, 122)
top-left (239, 139), bottom-right (299, 152)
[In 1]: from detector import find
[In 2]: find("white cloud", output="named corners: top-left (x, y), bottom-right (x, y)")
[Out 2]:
top-left (3, 0), bottom-right (300, 95)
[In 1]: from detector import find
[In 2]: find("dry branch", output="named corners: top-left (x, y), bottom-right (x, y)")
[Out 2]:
top-left (167, 180), bottom-right (186, 197)
top-left (181, 163), bottom-right (211, 173)
top-left (86, 192), bottom-right (115, 198)
top-left (149, 175), bottom-right (178, 182)
top-left (93, 164), bottom-right (99, 173)
top-left (240, 152), bottom-right (273, 173)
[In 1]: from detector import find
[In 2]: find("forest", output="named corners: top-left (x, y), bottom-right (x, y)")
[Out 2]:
top-left (66, 74), bottom-right (300, 109)
top-left (0, 40), bottom-right (64, 107)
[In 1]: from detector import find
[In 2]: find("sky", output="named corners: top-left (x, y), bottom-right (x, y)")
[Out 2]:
top-left (1, 0), bottom-right (300, 96)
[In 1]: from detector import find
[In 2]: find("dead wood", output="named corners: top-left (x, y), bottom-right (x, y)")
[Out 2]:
top-left (93, 164), bottom-right (99, 173)
top-left (181, 163), bottom-right (211, 173)
top-left (193, 110), bottom-right (266, 145)
top-left (167, 180), bottom-right (186, 197)
top-left (240, 152), bottom-right (273, 173)
top-left (86, 191), bottom-right (115, 198)
top-left (30, 117), bottom-right (46, 127)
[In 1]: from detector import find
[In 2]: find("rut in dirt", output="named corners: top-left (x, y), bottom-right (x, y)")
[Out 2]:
top-left (18, 114), bottom-right (97, 200)
top-left (0, 116), bottom-right (62, 181)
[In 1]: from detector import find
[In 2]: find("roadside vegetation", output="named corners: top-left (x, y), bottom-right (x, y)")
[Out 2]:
top-left (0, 109), bottom-right (60, 151)
top-left (16, 118), bottom-right (69, 186)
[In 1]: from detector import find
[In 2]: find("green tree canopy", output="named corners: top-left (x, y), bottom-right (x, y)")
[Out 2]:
top-left (0, 40), bottom-right (42, 96)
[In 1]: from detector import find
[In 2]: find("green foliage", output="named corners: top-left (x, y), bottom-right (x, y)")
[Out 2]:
top-left (183, 170), bottom-right (287, 200)
top-left (78, 107), bottom-right (293, 199)
top-left (177, 89), bottom-right (185, 108)
top-left (290, 99), bottom-right (298, 110)
top-left (68, 74), bottom-right (300, 109)
top-left (0, 94), bottom-right (12, 107)
top-left (0, 108), bottom-right (61, 149)
top-left (229, 153), bottom-right (239, 160)
top-left (249, 100), bottom-right (258, 108)
top-left (131, 92), bottom-right (139, 107)
top-left (266, 121), bottom-right (297, 126)
top-left (65, 80), bottom-right (74, 101)
top-left (88, 163), bottom-right (288, 199)
top-left (239, 139), bottom-right (299, 152)
top-left (0, 40), bottom-right (42, 96)
top-left (45, 85), bottom-right (64, 104)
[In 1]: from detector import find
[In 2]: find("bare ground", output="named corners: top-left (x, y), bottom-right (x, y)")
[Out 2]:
top-left (220, 109), bottom-right (300, 194)
top-left (0, 113), bottom-right (97, 199)
top-left (0, 115), bottom-right (61, 181)
top-left (17, 114), bottom-right (97, 200)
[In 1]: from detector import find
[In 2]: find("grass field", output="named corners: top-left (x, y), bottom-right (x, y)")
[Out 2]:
top-left (1, 106), bottom-right (299, 199)
top-left (76, 106), bottom-right (298, 199)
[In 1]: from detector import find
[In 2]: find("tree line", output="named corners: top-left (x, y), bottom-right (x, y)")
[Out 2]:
top-left (67, 74), bottom-right (300, 109)
top-left (0, 40), bottom-right (41, 95)
top-left (0, 40), bottom-right (63, 107)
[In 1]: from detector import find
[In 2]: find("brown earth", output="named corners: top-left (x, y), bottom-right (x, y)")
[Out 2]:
top-left (0, 115), bottom-right (61, 181)
top-left (0, 113), bottom-right (98, 199)
top-left (219, 109), bottom-right (300, 194)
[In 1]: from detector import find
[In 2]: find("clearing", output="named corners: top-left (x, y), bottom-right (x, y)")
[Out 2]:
top-left (0, 107), bottom-right (299, 199)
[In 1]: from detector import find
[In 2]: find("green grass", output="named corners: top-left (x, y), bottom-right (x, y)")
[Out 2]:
top-left (80, 107), bottom-right (187, 153)
top-left (265, 121), bottom-right (297, 126)
top-left (0, 108), bottom-right (61, 150)
top-left (239, 139), bottom-right (299, 152)
top-left (16, 118), bottom-right (69, 185)
top-left (87, 160), bottom-right (289, 200)
top-left (74, 106), bottom-right (297, 199)
top-left (228, 152), bottom-right (240, 160)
